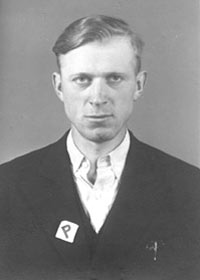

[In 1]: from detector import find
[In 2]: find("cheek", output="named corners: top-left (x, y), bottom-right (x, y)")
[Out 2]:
top-left (119, 102), bottom-right (133, 118)
top-left (114, 90), bottom-right (134, 110)
top-left (63, 94), bottom-right (84, 119)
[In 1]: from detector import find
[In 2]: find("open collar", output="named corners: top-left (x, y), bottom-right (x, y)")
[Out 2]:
top-left (67, 130), bottom-right (130, 180)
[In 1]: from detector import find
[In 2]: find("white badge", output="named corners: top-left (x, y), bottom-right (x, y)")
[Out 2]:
top-left (55, 220), bottom-right (79, 243)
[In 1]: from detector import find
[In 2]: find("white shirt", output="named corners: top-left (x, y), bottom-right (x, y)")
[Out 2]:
top-left (67, 130), bottom-right (130, 233)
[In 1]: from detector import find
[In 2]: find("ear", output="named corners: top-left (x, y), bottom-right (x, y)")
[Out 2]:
top-left (52, 72), bottom-right (64, 102)
top-left (133, 71), bottom-right (147, 101)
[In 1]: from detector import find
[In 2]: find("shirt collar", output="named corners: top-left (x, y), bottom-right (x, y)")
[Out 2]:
top-left (67, 130), bottom-right (130, 178)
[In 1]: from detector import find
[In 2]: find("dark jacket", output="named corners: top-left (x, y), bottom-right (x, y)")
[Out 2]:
top-left (0, 132), bottom-right (200, 280)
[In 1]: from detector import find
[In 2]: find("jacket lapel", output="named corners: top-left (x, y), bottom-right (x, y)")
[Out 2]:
top-left (95, 132), bottom-right (168, 259)
top-left (18, 133), bottom-right (91, 265)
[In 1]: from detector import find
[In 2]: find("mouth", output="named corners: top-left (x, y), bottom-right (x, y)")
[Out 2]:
top-left (85, 114), bottom-right (113, 120)
top-left (85, 114), bottom-right (113, 124)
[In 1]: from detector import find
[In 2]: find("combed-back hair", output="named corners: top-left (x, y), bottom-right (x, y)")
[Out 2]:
top-left (52, 15), bottom-right (144, 73)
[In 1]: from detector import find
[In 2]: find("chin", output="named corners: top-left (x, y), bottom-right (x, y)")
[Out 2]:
top-left (83, 129), bottom-right (116, 143)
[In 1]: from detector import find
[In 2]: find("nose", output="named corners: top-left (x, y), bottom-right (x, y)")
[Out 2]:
top-left (89, 78), bottom-right (108, 106)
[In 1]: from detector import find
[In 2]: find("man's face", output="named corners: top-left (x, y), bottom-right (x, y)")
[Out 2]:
top-left (53, 36), bottom-right (146, 144)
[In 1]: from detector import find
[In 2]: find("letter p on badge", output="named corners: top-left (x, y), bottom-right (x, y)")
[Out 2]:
top-left (55, 220), bottom-right (79, 243)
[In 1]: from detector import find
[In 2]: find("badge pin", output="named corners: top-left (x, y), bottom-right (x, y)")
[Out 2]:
top-left (146, 240), bottom-right (165, 261)
top-left (55, 220), bottom-right (79, 243)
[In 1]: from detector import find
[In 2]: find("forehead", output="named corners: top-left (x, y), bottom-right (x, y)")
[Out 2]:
top-left (59, 36), bottom-right (136, 73)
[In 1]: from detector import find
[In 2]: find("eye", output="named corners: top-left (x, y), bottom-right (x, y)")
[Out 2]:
top-left (72, 75), bottom-right (92, 86)
top-left (107, 74), bottom-right (123, 84)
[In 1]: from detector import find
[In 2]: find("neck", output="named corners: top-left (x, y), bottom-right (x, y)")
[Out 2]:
top-left (71, 127), bottom-right (127, 167)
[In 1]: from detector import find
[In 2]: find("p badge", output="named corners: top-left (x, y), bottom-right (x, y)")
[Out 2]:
top-left (55, 220), bottom-right (79, 243)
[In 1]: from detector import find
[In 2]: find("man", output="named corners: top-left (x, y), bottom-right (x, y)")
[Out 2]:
top-left (0, 15), bottom-right (200, 280)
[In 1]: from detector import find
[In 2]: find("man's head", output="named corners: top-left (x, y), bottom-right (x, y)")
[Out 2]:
top-left (52, 15), bottom-right (147, 147)
top-left (52, 15), bottom-right (144, 74)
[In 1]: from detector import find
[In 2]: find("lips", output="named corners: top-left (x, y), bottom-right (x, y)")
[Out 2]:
top-left (86, 114), bottom-right (112, 118)
top-left (85, 114), bottom-right (113, 120)
top-left (84, 114), bottom-right (113, 124)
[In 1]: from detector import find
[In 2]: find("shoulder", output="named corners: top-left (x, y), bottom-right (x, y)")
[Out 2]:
top-left (130, 132), bottom-right (200, 173)
top-left (0, 144), bottom-right (49, 180)
top-left (129, 132), bottom-right (200, 197)
top-left (0, 133), bottom-right (68, 184)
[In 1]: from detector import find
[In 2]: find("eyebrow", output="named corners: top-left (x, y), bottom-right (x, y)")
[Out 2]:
top-left (69, 72), bottom-right (127, 78)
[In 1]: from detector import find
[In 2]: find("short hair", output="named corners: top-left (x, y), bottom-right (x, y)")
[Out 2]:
top-left (52, 15), bottom-right (144, 73)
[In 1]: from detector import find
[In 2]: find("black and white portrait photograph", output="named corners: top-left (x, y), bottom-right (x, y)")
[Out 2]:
top-left (0, 1), bottom-right (200, 279)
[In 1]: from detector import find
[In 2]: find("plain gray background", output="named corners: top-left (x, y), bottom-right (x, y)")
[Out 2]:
top-left (0, 0), bottom-right (199, 167)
